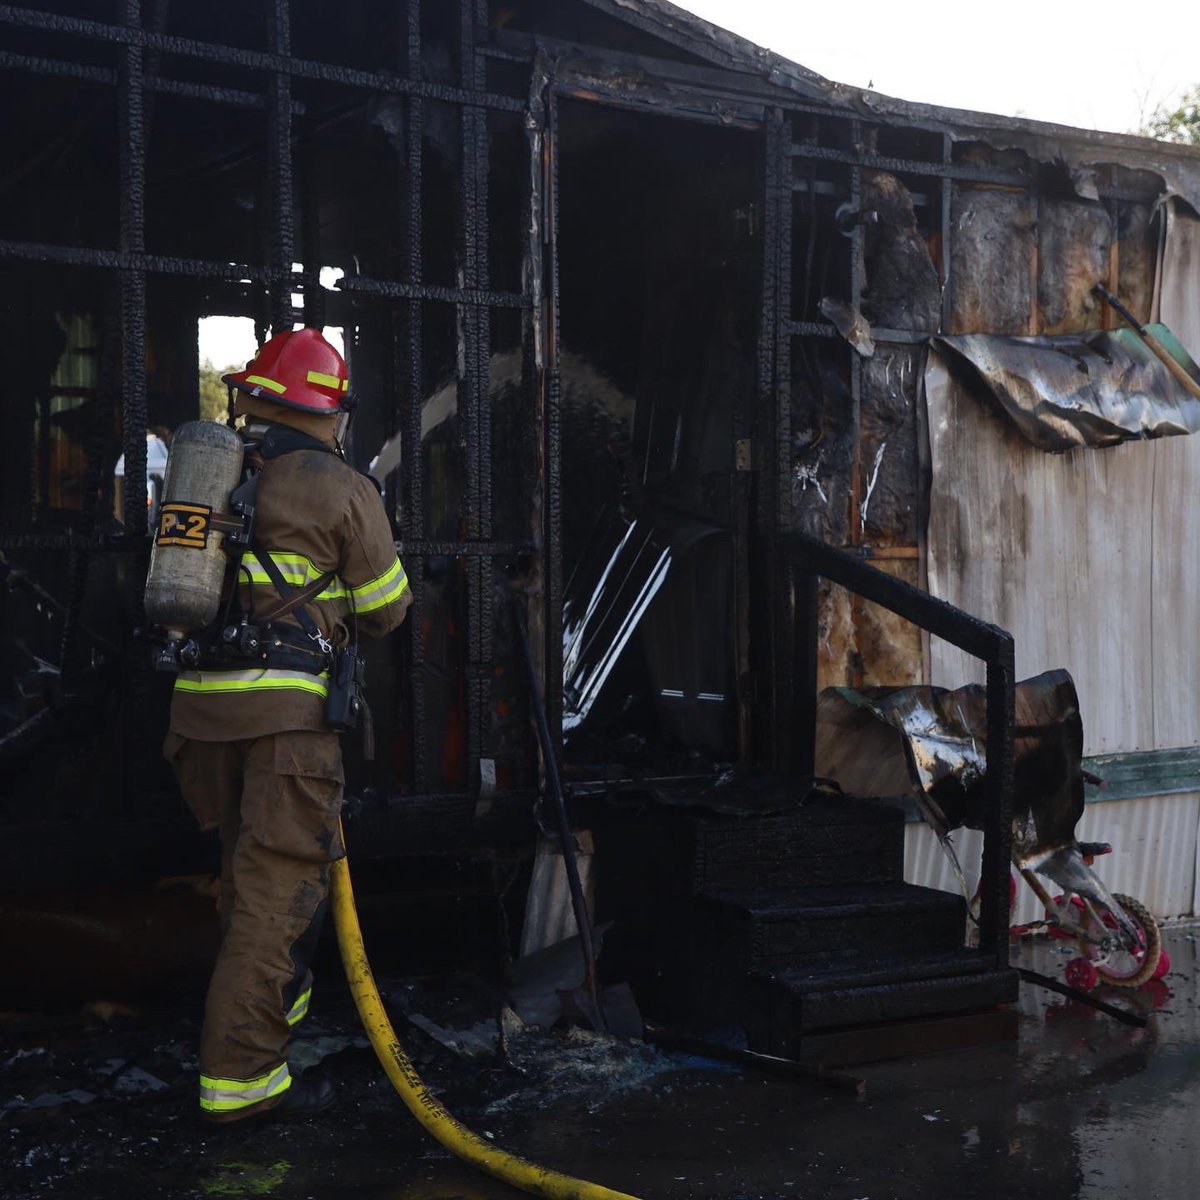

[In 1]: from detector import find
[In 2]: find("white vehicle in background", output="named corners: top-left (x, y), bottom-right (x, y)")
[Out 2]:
top-left (114, 432), bottom-right (170, 533)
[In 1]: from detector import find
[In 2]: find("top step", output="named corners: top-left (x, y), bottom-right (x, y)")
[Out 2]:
top-left (593, 792), bottom-right (906, 893)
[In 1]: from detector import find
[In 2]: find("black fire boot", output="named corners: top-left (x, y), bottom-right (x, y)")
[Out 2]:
top-left (269, 1075), bottom-right (337, 1120)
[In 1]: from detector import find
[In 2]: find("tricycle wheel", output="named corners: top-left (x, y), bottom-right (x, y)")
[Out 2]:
top-left (1076, 892), bottom-right (1161, 989)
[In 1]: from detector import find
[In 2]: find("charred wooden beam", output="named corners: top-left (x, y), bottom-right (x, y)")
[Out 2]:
top-left (0, 4), bottom-right (525, 111)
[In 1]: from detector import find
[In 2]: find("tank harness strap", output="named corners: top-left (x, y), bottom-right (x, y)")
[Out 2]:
top-left (249, 537), bottom-right (333, 655)
top-left (254, 567), bottom-right (338, 625)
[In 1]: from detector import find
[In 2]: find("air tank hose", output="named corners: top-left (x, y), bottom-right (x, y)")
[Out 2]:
top-left (329, 841), bottom-right (641, 1200)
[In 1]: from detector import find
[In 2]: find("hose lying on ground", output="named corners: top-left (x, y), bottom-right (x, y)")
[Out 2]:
top-left (329, 842), bottom-right (642, 1200)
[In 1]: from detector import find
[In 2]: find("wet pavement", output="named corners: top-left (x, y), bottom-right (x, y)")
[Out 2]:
top-left (3, 923), bottom-right (1199, 1200)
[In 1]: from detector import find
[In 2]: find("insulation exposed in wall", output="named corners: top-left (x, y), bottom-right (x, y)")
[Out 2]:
top-left (790, 353), bottom-right (853, 545)
top-left (1117, 201), bottom-right (1158, 325)
top-left (858, 347), bottom-right (920, 544)
top-left (1037, 198), bottom-right (1111, 334)
top-left (816, 579), bottom-right (854, 693)
top-left (861, 172), bottom-right (941, 331)
top-left (946, 185), bottom-right (1037, 335)
top-left (1160, 199), bottom-right (1200, 360)
top-left (857, 558), bottom-right (924, 687)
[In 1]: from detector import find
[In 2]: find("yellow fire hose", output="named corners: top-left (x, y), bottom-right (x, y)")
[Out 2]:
top-left (329, 844), bottom-right (642, 1200)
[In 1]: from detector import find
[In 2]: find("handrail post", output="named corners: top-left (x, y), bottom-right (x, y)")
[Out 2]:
top-left (783, 532), bottom-right (1017, 973)
top-left (980, 643), bottom-right (1016, 964)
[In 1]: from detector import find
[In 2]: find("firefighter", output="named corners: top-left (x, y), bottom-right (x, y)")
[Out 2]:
top-left (162, 328), bottom-right (411, 1123)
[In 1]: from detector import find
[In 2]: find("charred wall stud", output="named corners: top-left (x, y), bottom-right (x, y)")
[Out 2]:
top-left (459, 0), bottom-right (492, 793)
top-left (755, 107), bottom-right (784, 768)
top-left (116, 0), bottom-right (151, 815)
top-left (542, 82), bottom-right (563, 751)
top-left (404, 0), bottom-right (427, 792)
top-left (266, 0), bottom-right (294, 334)
top-left (117, 0), bottom-right (148, 533)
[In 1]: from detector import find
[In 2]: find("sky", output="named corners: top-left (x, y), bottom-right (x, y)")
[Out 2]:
top-left (672, 0), bottom-right (1198, 135)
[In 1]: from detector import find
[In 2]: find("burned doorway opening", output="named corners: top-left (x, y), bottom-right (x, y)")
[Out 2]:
top-left (551, 99), bottom-right (761, 783)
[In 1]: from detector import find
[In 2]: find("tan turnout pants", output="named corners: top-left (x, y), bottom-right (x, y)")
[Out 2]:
top-left (165, 729), bottom-right (344, 1120)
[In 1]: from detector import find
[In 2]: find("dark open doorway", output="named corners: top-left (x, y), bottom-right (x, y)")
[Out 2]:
top-left (551, 99), bottom-right (762, 781)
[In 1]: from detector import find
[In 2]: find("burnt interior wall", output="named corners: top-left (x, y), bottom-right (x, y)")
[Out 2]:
top-left (787, 120), bottom-right (944, 692)
top-left (786, 127), bottom-right (1168, 695)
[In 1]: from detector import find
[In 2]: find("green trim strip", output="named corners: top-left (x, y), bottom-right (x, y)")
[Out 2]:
top-left (891, 745), bottom-right (1200, 822)
top-left (1083, 747), bottom-right (1200, 803)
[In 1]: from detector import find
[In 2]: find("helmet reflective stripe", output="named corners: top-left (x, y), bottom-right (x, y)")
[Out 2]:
top-left (199, 1063), bottom-right (291, 1112)
top-left (349, 557), bottom-right (409, 614)
top-left (244, 374), bottom-right (287, 394)
top-left (175, 668), bottom-right (329, 698)
top-left (243, 550), bottom-right (349, 600)
top-left (286, 986), bottom-right (312, 1027)
top-left (306, 370), bottom-right (341, 390)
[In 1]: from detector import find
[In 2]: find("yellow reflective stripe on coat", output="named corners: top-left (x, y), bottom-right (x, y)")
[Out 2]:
top-left (199, 1063), bottom-right (291, 1112)
top-left (242, 550), bottom-right (349, 600)
top-left (349, 556), bottom-right (409, 614)
top-left (286, 986), bottom-right (312, 1027)
top-left (175, 668), bottom-right (329, 698)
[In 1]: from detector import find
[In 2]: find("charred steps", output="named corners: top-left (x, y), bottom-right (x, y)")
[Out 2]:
top-left (592, 790), bottom-right (1018, 1055)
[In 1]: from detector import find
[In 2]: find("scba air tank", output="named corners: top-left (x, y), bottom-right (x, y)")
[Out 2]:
top-left (144, 420), bottom-right (244, 643)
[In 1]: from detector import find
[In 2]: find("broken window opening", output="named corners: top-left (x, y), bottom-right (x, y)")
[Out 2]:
top-left (36, 312), bottom-right (101, 517)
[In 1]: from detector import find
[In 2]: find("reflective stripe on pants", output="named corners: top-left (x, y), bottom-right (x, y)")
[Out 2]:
top-left (199, 1063), bottom-right (291, 1113)
top-left (285, 986), bottom-right (312, 1027)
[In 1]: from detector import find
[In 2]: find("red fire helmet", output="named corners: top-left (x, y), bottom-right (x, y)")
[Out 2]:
top-left (223, 328), bottom-right (351, 414)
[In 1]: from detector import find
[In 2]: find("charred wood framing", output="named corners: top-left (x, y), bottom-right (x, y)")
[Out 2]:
top-left (4, 0), bottom-right (1175, 878)
top-left (402, 0), bottom-right (428, 792)
top-left (0, 5), bottom-right (526, 110)
top-left (0, 0), bottom-right (544, 817)
top-left (265, 0), bottom-right (294, 334)
top-left (542, 81), bottom-right (563, 750)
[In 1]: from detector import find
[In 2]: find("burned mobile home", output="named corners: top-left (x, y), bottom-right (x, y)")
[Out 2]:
top-left (3, 0), bottom-right (1200, 1054)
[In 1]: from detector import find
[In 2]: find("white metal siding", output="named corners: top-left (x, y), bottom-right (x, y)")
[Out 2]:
top-left (920, 199), bottom-right (1200, 918)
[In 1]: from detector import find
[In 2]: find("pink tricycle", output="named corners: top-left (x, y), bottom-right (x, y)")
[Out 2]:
top-left (1008, 834), bottom-right (1168, 992)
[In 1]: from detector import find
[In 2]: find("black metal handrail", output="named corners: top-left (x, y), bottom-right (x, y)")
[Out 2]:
top-left (782, 531), bottom-right (1016, 968)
